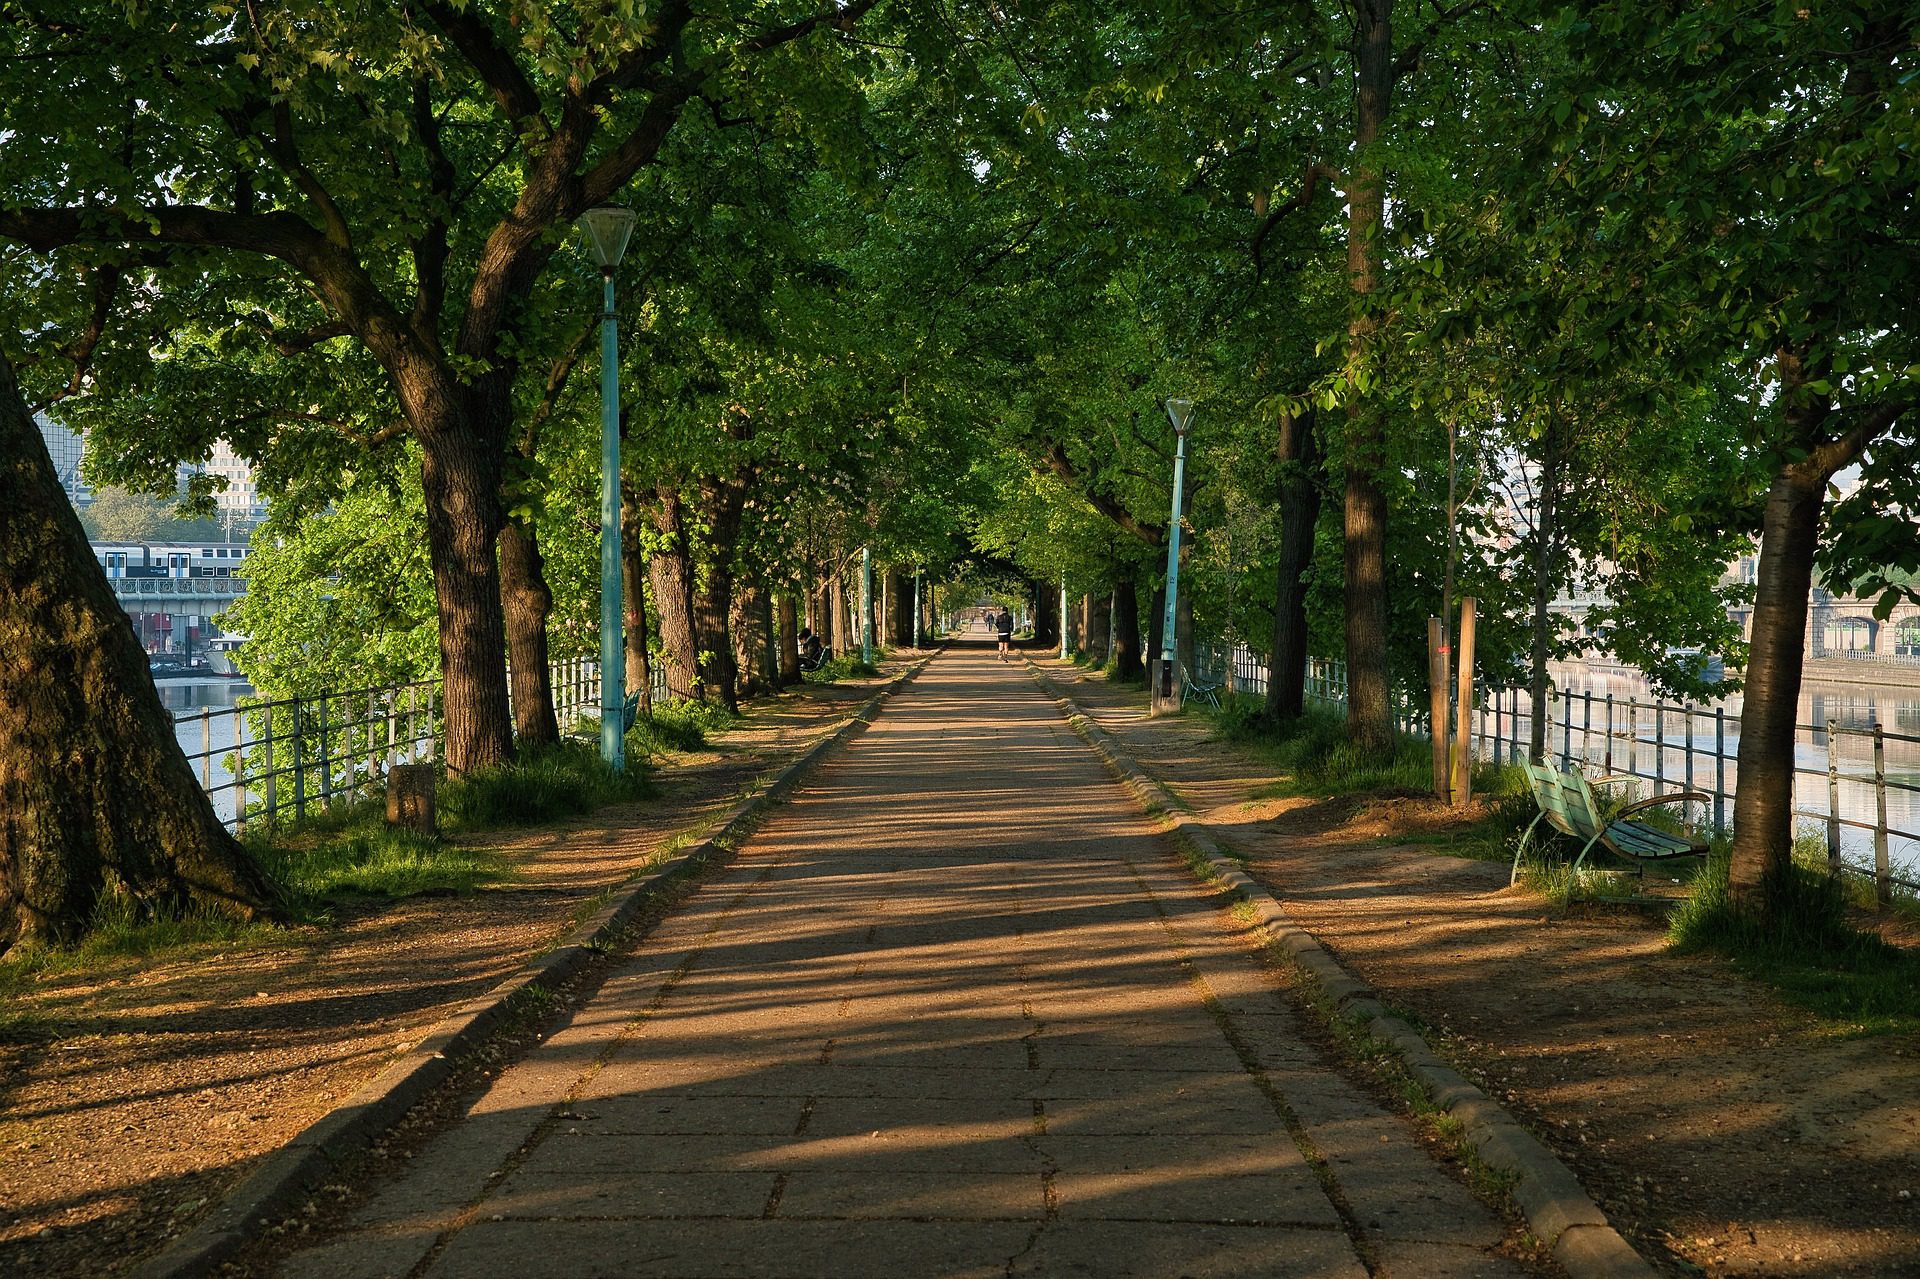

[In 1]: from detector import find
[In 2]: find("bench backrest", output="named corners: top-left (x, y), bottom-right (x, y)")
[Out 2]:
top-left (1524, 762), bottom-right (1606, 841)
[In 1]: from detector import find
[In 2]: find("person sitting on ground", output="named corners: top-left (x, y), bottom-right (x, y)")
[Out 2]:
top-left (798, 627), bottom-right (825, 671)
top-left (996, 608), bottom-right (1013, 661)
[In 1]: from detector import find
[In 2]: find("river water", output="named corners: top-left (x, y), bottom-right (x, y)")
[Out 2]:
top-left (161, 679), bottom-right (252, 825)
top-left (1540, 662), bottom-right (1920, 882)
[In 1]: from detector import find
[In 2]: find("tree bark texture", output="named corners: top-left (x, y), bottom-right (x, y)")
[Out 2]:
top-left (1728, 465), bottom-right (1827, 910)
top-left (1266, 411), bottom-right (1322, 721)
top-left (416, 415), bottom-right (516, 774)
top-left (754, 587), bottom-right (779, 693)
top-left (646, 487), bottom-right (700, 701)
top-left (728, 586), bottom-right (755, 701)
top-left (1113, 577), bottom-right (1144, 680)
top-left (0, 355), bottom-right (274, 950)
top-left (1088, 591), bottom-right (1112, 664)
top-left (888, 569), bottom-right (915, 647)
top-left (1032, 580), bottom-right (1059, 648)
top-left (692, 473), bottom-right (750, 711)
top-left (498, 519), bottom-right (558, 747)
top-left (620, 484), bottom-right (653, 718)
top-left (1341, 0), bottom-right (1397, 755)
top-left (776, 595), bottom-right (801, 685)
top-left (830, 574), bottom-right (851, 655)
top-left (1527, 422), bottom-right (1564, 762)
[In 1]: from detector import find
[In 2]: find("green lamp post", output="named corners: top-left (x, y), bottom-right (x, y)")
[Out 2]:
top-left (1157, 397), bottom-right (1195, 709)
top-left (582, 204), bottom-right (638, 771)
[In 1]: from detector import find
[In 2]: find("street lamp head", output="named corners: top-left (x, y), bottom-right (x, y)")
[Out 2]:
top-left (1165, 397), bottom-right (1195, 436)
top-left (581, 205), bottom-right (638, 272)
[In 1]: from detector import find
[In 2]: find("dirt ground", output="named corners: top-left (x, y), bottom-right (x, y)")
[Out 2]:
top-left (0, 670), bottom-right (902, 1278)
top-left (1044, 660), bottom-right (1920, 1279)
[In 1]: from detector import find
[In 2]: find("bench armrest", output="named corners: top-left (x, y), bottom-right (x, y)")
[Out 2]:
top-left (1615, 789), bottom-right (1713, 820)
top-left (1589, 774), bottom-right (1636, 788)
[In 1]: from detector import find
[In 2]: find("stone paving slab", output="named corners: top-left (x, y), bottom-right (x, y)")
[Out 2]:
top-left (1007, 1222), bottom-right (1366, 1279)
top-left (273, 647), bottom-right (1534, 1279)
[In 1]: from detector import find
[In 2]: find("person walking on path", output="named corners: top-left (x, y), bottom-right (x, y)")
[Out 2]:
top-left (996, 606), bottom-right (1013, 660)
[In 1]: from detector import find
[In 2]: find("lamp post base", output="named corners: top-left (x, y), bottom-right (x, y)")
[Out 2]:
top-left (1148, 656), bottom-right (1183, 717)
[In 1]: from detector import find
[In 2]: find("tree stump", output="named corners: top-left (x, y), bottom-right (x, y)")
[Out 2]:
top-left (386, 764), bottom-right (437, 835)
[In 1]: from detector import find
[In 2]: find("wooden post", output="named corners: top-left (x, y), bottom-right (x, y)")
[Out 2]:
top-left (1428, 616), bottom-right (1449, 799)
top-left (1452, 597), bottom-right (1476, 806)
top-left (386, 763), bottom-right (437, 835)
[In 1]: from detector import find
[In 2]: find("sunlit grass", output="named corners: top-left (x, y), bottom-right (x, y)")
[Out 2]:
top-left (440, 740), bottom-right (653, 829)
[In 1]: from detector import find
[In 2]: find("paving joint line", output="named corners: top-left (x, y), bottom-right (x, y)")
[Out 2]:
top-left (1115, 849), bottom-right (1382, 1276)
top-left (129, 650), bottom-right (943, 1279)
top-left (1026, 660), bottom-right (1659, 1279)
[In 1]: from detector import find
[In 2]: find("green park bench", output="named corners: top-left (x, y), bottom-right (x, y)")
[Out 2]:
top-left (1181, 664), bottom-right (1226, 711)
top-left (1510, 761), bottom-right (1711, 888)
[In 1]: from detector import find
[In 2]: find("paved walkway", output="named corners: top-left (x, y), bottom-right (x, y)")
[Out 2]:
top-left (275, 648), bottom-right (1530, 1279)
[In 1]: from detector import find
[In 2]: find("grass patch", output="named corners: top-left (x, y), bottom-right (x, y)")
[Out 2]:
top-left (1214, 702), bottom-right (1437, 798)
top-left (251, 824), bottom-right (506, 905)
top-left (803, 653), bottom-right (881, 683)
top-left (625, 697), bottom-right (740, 756)
top-left (441, 740), bottom-right (653, 830)
top-left (1669, 839), bottom-right (1920, 1035)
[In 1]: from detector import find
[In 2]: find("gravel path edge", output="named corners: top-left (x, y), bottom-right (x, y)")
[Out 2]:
top-left (126, 653), bottom-right (940, 1279)
top-left (1028, 664), bottom-right (1659, 1279)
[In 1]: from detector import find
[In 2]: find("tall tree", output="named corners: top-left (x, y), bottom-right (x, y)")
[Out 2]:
top-left (0, 0), bottom-right (881, 773)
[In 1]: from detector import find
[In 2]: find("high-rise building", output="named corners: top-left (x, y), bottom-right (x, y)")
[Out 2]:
top-left (35, 413), bottom-right (90, 506)
top-left (203, 439), bottom-right (268, 520)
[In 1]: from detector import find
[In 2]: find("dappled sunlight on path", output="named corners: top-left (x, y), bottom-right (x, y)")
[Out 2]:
top-left (271, 649), bottom-right (1533, 1279)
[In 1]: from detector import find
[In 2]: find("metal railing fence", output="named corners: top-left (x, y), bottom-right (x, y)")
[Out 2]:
top-left (1193, 639), bottom-right (1919, 899)
top-left (173, 655), bottom-right (667, 830)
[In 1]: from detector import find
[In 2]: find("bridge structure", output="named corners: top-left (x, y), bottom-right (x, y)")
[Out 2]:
top-left (1547, 588), bottom-right (1920, 663)
top-left (107, 573), bottom-right (245, 656)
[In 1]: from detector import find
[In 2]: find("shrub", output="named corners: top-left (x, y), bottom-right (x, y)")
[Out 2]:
top-left (626, 697), bottom-right (739, 755)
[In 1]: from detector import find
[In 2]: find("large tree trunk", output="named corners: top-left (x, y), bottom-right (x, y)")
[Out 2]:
top-left (1088, 590), bottom-right (1112, 664)
top-left (1341, 0), bottom-right (1397, 756)
top-left (1032, 580), bottom-right (1060, 648)
top-left (1113, 577), bottom-right (1144, 680)
top-left (776, 594), bottom-right (801, 685)
top-left (647, 487), bottom-right (700, 701)
top-left (498, 519), bottom-right (558, 747)
top-left (1728, 461), bottom-right (1827, 911)
top-left (417, 417), bottom-right (515, 774)
top-left (830, 573), bottom-right (851, 655)
top-left (1266, 410), bottom-right (1322, 721)
top-left (1527, 419), bottom-right (1564, 762)
top-left (888, 569), bottom-right (915, 647)
top-left (692, 474), bottom-right (750, 711)
top-left (729, 582), bottom-right (762, 701)
top-left (1, 355), bottom-right (273, 950)
top-left (620, 484), bottom-right (653, 718)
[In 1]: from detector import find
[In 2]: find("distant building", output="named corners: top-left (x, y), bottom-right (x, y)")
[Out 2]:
top-left (35, 413), bottom-right (90, 506)
top-left (201, 439), bottom-right (268, 521)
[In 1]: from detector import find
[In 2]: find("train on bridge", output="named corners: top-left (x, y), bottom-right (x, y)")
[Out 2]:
top-left (93, 540), bottom-right (251, 662)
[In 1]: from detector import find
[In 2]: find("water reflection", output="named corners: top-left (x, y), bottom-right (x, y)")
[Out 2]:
top-left (1545, 662), bottom-right (1920, 881)
top-left (166, 679), bottom-right (253, 824)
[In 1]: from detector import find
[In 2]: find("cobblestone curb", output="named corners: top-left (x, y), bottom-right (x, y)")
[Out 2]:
top-left (1028, 664), bottom-right (1658, 1279)
top-left (131, 653), bottom-right (940, 1279)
